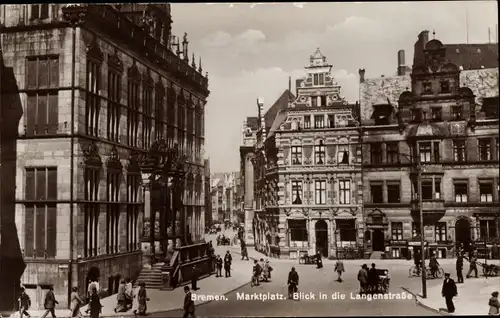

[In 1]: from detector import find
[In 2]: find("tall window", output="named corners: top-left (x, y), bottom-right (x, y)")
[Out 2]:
top-left (106, 170), bottom-right (120, 254)
top-left (451, 106), bottom-right (463, 120)
top-left (328, 115), bottom-right (335, 128)
top-left (314, 115), bottom-right (324, 128)
top-left (454, 181), bottom-right (468, 203)
top-left (336, 219), bottom-right (356, 242)
top-left (479, 180), bottom-right (493, 202)
top-left (370, 182), bottom-right (383, 203)
top-left (339, 180), bottom-right (350, 204)
top-left (431, 107), bottom-right (442, 121)
top-left (419, 142), bottom-right (431, 162)
top-left (313, 74), bottom-right (324, 86)
top-left (391, 222), bottom-right (403, 240)
top-left (126, 173), bottom-right (140, 251)
top-left (24, 167), bottom-right (57, 258)
top-left (315, 180), bottom-right (326, 205)
top-left (314, 141), bottom-right (325, 164)
top-left (30, 4), bottom-right (49, 19)
top-left (177, 93), bottom-right (186, 154)
top-left (142, 85), bottom-right (153, 149)
top-left (166, 86), bottom-right (177, 148)
top-left (338, 145), bottom-right (349, 164)
top-left (412, 222), bottom-right (421, 238)
top-left (422, 82), bottom-right (432, 95)
top-left (453, 140), bottom-right (466, 162)
top-left (311, 96), bottom-right (318, 107)
top-left (386, 142), bottom-right (399, 164)
top-left (154, 84), bottom-right (165, 141)
top-left (422, 179), bottom-right (433, 200)
top-left (370, 143), bottom-right (383, 165)
top-left (387, 182), bottom-right (400, 203)
top-left (86, 59), bottom-right (101, 137)
top-left (84, 168), bottom-right (100, 257)
top-left (434, 178), bottom-right (442, 199)
top-left (291, 146), bottom-right (302, 165)
top-left (478, 139), bottom-right (492, 161)
top-left (303, 116), bottom-right (311, 129)
top-left (433, 141), bottom-right (440, 162)
top-left (26, 56), bottom-right (59, 136)
top-left (127, 75), bottom-right (140, 147)
top-left (107, 69), bottom-right (121, 142)
top-left (291, 181), bottom-right (303, 205)
top-left (440, 81), bottom-right (450, 93)
top-left (289, 220), bottom-right (307, 242)
top-left (479, 220), bottom-right (497, 241)
top-left (435, 223), bottom-right (447, 242)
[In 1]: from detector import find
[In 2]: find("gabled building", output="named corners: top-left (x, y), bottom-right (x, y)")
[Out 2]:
top-left (252, 48), bottom-right (363, 259)
top-left (360, 30), bottom-right (499, 259)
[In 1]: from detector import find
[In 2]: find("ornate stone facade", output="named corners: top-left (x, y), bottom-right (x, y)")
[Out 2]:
top-left (252, 49), bottom-right (363, 259)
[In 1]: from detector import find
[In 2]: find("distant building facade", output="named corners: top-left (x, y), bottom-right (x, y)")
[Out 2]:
top-left (204, 159), bottom-right (212, 228)
top-left (360, 30), bottom-right (499, 259)
top-left (210, 172), bottom-right (240, 224)
top-left (252, 49), bottom-right (363, 259)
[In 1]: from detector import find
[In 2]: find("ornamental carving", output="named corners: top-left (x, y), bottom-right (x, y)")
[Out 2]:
top-left (106, 146), bottom-right (122, 171)
top-left (449, 122), bottom-right (467, 136)
top-left (108, 51), bottom-right (123, 72)
top-left (128, 61), bottom-right (141, 81)
top-left (83, 143), bottom-right (102, 167)
top-left (128, 151), bottom-right (141, 173)
top-left (302, 208), bottom-right (309, 217)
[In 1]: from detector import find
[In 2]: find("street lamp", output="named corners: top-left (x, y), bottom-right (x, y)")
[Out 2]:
top-left (140, 140), bottom-right (187, 264)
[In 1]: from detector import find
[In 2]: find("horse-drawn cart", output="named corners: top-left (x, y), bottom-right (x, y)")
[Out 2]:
top-left (480, 262), bottom-right (500, 277)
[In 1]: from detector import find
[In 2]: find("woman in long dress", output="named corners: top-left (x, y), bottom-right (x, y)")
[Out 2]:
top-left (136, 282), bottom-right (149, 316)
top-left (87, 287), bottom-right (102, 318)
top-left (70, 286), bottom-right (84, 317)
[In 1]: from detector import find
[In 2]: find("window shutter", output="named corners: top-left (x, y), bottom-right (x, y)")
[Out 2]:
top-left (26, 95), bottom-right (37, 135)
top-left (25, 206), bottom-right (35, 257)
top-left (35, 205), bottom-right (46, 258)
top-left (26, 59), bottom-right (38, 88)
top-left (25, 168), bottom-right (35, 200)
top-left (36, 168), bottom-right (46, 200)
top-left (38, 58), bottom-right (49, 88)
top-left (467, 138), bottom-right (478, 161)
top-left (46, 205), bottom-right (57, 258)
top-left (37, 94), bottom-right (48, 134)
top-left (49, 58), bottom-right (59, 88)
top-left (46, 168), bottom-right (57, 200)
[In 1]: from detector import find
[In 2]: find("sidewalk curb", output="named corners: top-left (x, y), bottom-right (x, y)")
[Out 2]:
top-left (401, 287), bottom-right (450, 316)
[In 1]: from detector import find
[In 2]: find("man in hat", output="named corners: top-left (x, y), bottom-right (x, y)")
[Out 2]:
top-left (441, 273), bottom-right (458, 313)
top-left (183, 286), bottom-right (195, 318)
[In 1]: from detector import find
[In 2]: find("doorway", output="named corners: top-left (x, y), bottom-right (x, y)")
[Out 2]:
top-left (315, 220), bottom-right (329, 258)
top-left (455, 218), bottom-right (472, 251)
top-left (372, 230), bottom-right (385, 251)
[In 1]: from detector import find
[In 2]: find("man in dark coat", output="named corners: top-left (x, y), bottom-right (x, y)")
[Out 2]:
top-left (19, 287), bottom-right (32, 318)
top-left (367, 263), bottom-right (379, 294)
top-left (183, 286), bottom-right (195, 318)
top-left (287, 267), bottom-right (299, 299)
top-left (466, 253), bottom-right (478, 278)
top-left (191, 265), bottom-right (200, 291)
top-left (224, 251), bottom-right (232, 277)
top-left (41, 286), bottom-right (58, 318)
top-left (456, 253), bottom-right (464, 283)
top-left (441, 273), bottom-right (458, 313)
top-left (215, 255), bottom-right (223, 277)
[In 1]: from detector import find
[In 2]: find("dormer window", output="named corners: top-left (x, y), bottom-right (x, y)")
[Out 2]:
top-left (422, 82), bottom-right (432, 95)
top-left (372, 104), bottom-right (392, 125)
top-left (440, 80), bottom-right (450, 94)
top-left (411, 109), bottom-right (423, 122)
top-left (313, 74), bottom-right (325, 86)
top-left (451, 106), bottom-right (463, 121)
top-left (431, 107), bottom-right (442, 121)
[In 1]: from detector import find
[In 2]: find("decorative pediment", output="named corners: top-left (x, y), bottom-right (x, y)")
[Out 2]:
top-left (335, 210), bottom-right (355, 219)
top-left (106, 146), bottom-right (122, 171)
top-left (127, 151), bottom-right (141, 173)
top-left (128, 61), bottom-right (141, 81)
top-left (83, 143), bottom-right (102, 167)
top-left (366, 209), bottom-right (388, 224)
top-left (86, 42), bottom-right (104, 62)
top-left (142, 69), bottom-right (154, 87)
top-left (108, 52), bottom-right (123, 72)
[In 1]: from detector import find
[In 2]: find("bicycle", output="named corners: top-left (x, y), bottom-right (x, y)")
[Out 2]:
top-left (409, 266), bottom-right (444, 279)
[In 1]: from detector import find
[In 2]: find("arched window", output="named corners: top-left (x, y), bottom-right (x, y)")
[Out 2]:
top-left (338, 145), bottom-right (349, 164)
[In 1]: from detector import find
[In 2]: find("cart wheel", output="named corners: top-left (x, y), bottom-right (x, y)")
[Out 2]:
top-left (436, 268), bottom-right (444, 279)
top-left (299, 258), bottom-right (305, 264)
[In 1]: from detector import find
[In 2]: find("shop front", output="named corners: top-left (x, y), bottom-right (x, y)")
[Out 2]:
top-left (387, 240), bottom-right (409, 259)
top-left (408, 237), bottom-right (429, 259)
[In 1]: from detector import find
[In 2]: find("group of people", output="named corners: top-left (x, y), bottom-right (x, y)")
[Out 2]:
top-left (251, 258), bottom-right (273, 286)
top-left (216, 234), bottom-right (230, 246)
top-left (214, 251), bottom-right (233, 278)
top-left (357, 263), bottom-right (382, 294)
top-left (113, 279), bottom-right (149, 316)
top-left (18, 286), bottom-right (59, 318)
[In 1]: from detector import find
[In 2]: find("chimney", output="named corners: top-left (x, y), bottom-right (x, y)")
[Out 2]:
top-left (358, 69), bottom-right (366, 83)
top-left (419, 30), bottom-right (430, 48)
top-left (397, 50), bottom-right (406, 76)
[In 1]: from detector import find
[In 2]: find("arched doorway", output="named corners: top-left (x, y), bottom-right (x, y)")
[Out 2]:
top-left (86, 266), bottom-right (100, 294)
top-left (455, 218), bottom-right (472, 251)
top-left (315, 220), bottom-right (328, 258)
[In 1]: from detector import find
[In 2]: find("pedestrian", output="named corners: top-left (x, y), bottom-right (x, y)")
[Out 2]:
top-left (41, 286), bottom-right (58, 318)
top-left (18, 287), bottom-right (31, 318)
top-left (191, 265), bottom-right (200, 291)
top-left (335, 258), bottom-right (345, 282)
top-left (265, 260), bottom-right (273, 280)
top-left (367, 263), bottom-right (379, 294)
top-left (456, 253), bottom-right (464, 283)
top-left (125, 278), bottom-right (134, 309)
top-left (215, 255), bottom-right (223, 277)
top-left (466, 253), bottom-right (479, 278)
top-left (86, 287), bottom-right (102, 318)
top-left (441, 273), bottom-right (457, 313)
top-left (70, 287), bottom-right (83, 317)
top-left (414, 249), bottom-right (422, 275)
top-left (251, 260), bottom-right (261, 287)
top-left (357, 264), bottom-right (368, 294)
top-left (114, 279), bottom-right (127, 313)
top-left (241, 246), bottom-right (249, 260)
top-left (136, 282), bottom-right (149, 316)
top-left (224, 251), bottom-right (232, 277)
top-left (87, 279), bottom-right (99, 304)
top-left (316, 252), bottom-right (323, 269)
top-left (287, 267), bottom-right (299, 300)
top-left (489, 291), bottom-right (500, 316)
top-left (183, 286), bottom-right (195, 318)
top-left (429, 253), bottom-right (440, 278)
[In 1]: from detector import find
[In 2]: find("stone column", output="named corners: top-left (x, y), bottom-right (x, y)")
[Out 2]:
top-left (142, 174), bottom-right (154, 264)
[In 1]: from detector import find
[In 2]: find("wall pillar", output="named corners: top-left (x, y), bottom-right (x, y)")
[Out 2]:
top-left (141, 174), bottom-right (154, 265)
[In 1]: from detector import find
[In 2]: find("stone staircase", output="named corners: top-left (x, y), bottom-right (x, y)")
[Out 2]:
top-left (136, 263), bottom-right (164, 289)
top-left (370, 251), bottom-right (384, 259)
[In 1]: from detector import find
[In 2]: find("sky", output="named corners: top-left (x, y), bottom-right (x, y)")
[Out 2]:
top-left (170, 1), bottom-right (498, 173)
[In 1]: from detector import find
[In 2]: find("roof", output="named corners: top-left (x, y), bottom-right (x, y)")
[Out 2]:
top-left (267, 110), bottom-right (288, 139)
top-left (444, 44), bottom-right (498, 70)
top-left (263, 89), bottom-right (295, 131)
top-left (245, 117), bottom-right (259, 130)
